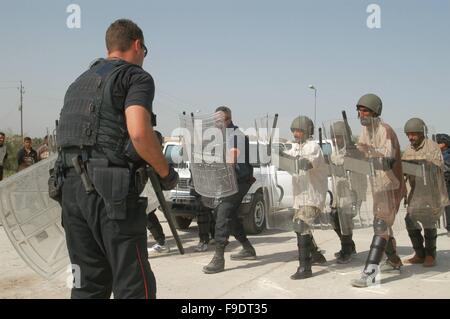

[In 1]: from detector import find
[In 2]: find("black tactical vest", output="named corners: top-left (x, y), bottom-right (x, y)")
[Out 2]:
top-left (57, 59), bottom-right (132, 166)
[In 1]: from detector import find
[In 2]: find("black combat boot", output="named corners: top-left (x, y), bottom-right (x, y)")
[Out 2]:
top-left (380, 237), bottom-right (402, 272)
top-left (290, 234), bottom-right (313, 280)
top-left (336, 235), bottom-right (355, 264)
top-left (311, 236), bottom-right (327, 264)
top-left (351, 235), bottom-right (387, 288)
top-left (230, 240), bottom-right (257, 260)
top-left (423, 228), bottom-right (437, 267)
top-left (405, 229), bottom-right (425, 264)
top-left (332, 211), bottom-right (357, 258)
top-left (203, 245), bottom-right (225, 274)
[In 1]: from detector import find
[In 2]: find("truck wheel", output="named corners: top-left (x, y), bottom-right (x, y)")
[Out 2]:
top-left (243, 192), bottom-right (266, 234)
top-left (174, 216), bottom-right (192, 230)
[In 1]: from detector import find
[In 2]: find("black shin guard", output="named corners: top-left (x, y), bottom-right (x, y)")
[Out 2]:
top-left (424, 228), bottom-right (437, 258)
top-left (331, 209), bottom-right (342, 239)
top-left (407, 229), bottom-right (425, 258)
top-left (385, 237), bottom-right (401, 264)
top-left (365, 235), bottom-right (387, 267)
top-left (296, 233), bottom-right (312, 271)
top-left (341, 234), bottom-right (354, 255)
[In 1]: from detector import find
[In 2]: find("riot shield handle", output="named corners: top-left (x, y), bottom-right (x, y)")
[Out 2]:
top-left (268, 113), bottom-right (279, 156)
top-left (341, 110), bottom-right (356, 150)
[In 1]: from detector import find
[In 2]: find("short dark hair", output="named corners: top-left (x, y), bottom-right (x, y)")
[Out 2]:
top-left (0, 132), bottom-right (5, 137)
top-left (215, 106), bottom-right (232, 120)
top-left (105, 19), bottom-right (144, 52)
top-left (24, 137), bottom-right (32, 142)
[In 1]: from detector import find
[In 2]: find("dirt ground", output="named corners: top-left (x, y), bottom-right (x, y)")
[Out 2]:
top-left (1, 212), bottom-right (450, 299)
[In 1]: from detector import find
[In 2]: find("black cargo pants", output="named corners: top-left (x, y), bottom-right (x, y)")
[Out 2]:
top-left (61, 169), bottom-right (156, 299)
top-left (214, 182), bottom-right (252, 246)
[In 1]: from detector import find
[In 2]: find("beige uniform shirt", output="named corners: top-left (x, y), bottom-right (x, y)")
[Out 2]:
top-left (358, 120), bottom-right (405, 225)
top-left (285, 139), bottom-right (328, 218)
top-left (402, 138), bottom-right (449, 218)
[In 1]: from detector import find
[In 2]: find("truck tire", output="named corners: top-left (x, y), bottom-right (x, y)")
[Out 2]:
top-left (243, 192), bottom-right (266, 234)
top-left (174, 216), bottom-right (192, 230)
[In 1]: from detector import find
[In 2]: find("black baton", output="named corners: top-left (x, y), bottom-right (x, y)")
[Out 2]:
top-left (147, 166), bottom-right (185, 255)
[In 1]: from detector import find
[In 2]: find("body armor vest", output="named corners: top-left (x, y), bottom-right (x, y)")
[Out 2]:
top-left (56, 59), bottom-right (132, 166)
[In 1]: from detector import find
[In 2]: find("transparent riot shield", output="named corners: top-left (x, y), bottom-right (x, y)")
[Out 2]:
top-left (0, 154), bottom-right (69, 279)
top-left (253, 114), bottom-right (291, 230)
top-left (264, 115), bottom-right (329, 232)
top-left (179, 112), bottom-right (238, 200)
top-left (325, 120), bottom-right (371, 235)
top-left (401, 127), bottom-right (449, 228)
top-left (333, 116), bottom-right (406, 237)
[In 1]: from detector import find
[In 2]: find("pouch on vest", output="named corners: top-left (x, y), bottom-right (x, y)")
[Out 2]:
top-left (48, 168), bottom-right (62, 204)
top-left (92, 167), bottom-right (130, 220)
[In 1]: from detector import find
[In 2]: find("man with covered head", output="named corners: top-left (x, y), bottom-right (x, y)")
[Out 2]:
top-left (402, 118), bottom-right (448, 267)
top-left (328, 121), bottom-right (367, 264)
top-left (436, 133), bottom-right (450, 236)
top-left (350, 93), bottom-right (405, 287)
top-left (285, 115), bottom-right (328, 280)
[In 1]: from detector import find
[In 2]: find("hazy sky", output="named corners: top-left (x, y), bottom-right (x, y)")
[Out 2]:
top-left (0, 0), bottom-right (449, 142)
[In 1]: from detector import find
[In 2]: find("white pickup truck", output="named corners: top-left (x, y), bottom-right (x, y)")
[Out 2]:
top-left (163, 140), bottom-right (334, 234)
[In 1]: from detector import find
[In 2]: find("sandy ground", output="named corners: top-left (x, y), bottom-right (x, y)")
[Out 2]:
top-left (1, 211), bottom-right (449, 299)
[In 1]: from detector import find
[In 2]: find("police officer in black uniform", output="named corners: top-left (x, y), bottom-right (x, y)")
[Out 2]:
top-left (54, 19), bottom-right (178, 299)
top-left (203, 106), bottom-right (256, 274)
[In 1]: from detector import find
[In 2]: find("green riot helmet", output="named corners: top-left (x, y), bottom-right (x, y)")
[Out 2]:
top-left (290, 116), bottom-right (314, 137)
top-left (404, 118), bottom-right (428, 135)
top-left (330, 121), bottom-right (352, 147)
top-left (356, 93), bottom-right (383, 116)
top-left (330, 121), bottom-right (351, 137)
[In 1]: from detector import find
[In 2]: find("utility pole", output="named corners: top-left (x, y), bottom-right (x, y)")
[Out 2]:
top-left (19, 81), bottom-right (24, 140)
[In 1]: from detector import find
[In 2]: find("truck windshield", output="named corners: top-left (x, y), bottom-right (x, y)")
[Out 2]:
top-left (320, 142), bottom-right (332, 157)
top-left (165, 144), bottom-right (184, 166)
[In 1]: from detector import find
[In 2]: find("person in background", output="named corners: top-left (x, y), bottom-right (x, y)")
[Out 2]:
top-left (0, 132), bottom-right (8, 180)
top-left (37, 135), bottom-right (50, 161)
top-left (17, 137), bottom-right (38, 171)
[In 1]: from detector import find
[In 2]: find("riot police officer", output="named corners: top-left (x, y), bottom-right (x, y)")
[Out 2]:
top-left (328, 121), bottom-right (367, 264)
top-left (436, 133), bottom-right (450, 237)
top-left (286, 116), bottom-right (328, 280)
top-left (402, 118), bottom-right (448, 267)
top-left (202, 106), bottom-right (257, 274)
top-left (54, 19), bottom-right (178, 298)
top-left (350, 94), bottom-right (405, 287)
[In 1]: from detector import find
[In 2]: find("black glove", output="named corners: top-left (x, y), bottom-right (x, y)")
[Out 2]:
top-left (159, 165), bottom-right (179, 190)
top-left (297, 157), bottom-right (313, 171)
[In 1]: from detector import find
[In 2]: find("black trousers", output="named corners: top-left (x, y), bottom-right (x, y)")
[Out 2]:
top-left (214, 182), bottom-right (251, 246)
top-left (61, 170), bottom-right (156, 299)
top-left (147, 210), bottom-right (165, 245)
top-left (0, 166), bottom-right (3, 181)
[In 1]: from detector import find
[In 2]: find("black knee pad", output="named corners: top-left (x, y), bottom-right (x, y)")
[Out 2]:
top-left (404, 214), bottom-right (418, 230)
top-left (293, 219), bottom-right (310, 235)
